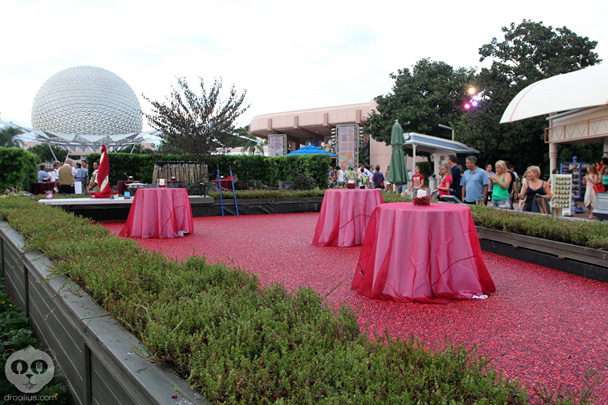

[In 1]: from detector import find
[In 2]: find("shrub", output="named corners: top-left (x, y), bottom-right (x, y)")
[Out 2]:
top-left (0, 147), bottom-right (39, 191)
top-left (292, 173), bottom-right (316, 190)
top-left (85, 153), bottom-right (332, 189)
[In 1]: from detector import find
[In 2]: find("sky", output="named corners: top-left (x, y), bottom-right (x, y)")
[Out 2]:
top-left (2, 0), bottom-right (607, 132)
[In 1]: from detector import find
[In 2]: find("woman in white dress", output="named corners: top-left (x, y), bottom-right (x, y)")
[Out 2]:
top-left (584, 165), bottom-right (600, 220)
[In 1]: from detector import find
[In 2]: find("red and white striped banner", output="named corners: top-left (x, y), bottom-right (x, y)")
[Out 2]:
top-left (90, 145), bottom-right (112, 198)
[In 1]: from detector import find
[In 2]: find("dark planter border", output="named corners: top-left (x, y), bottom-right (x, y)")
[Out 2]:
top-left (477, 227), bottom-right (608, 283)
top-left (0, 221), bottom-right (206, 405)
top-left (42, 196), bottom-right (323, 219)
top-left (206, 197), bottom-right (323, 216)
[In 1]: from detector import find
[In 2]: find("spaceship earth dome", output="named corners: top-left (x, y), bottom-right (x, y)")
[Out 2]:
top-left (31, 66), bottom-right (143, 135)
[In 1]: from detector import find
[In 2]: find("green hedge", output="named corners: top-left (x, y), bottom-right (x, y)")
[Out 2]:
top-left (0, 197), bottom-right (599, 404)
top-left (85, 153), bottom-right (332, 189)
top-left (0, 147), bottom-right (39, 191)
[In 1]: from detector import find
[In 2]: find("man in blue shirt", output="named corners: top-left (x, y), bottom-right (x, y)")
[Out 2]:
top-left (37, 164), bottom-right (51, 182)
top-left (460, 156), bottom-right (489, 204)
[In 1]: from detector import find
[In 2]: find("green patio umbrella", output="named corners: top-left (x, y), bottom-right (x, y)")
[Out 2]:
top-left (387, 119), bottom-right (409, 187)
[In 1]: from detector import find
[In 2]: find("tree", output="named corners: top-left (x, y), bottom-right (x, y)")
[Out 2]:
top-left (0, 127), bottom-right (20, 148)
top-left (221, 126), bottom-right (266, 155)
top-left (116, 144), bottom-right (155, 154)
top-left (143, 77), bottom-right (249, 160)
top-left (459, 20), bottom-right (601, 172)
top-left (367, 59), bottom-right (475, 144)
top-left (28, 143), bottom-right (68, 163)
top-left (366, 59), bottom-right (475, 166)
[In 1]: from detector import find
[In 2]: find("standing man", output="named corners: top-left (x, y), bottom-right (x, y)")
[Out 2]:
top-left (81, 159), bottom-right (89, 193)
top-left (88, 161), bottom-right (100, 192)
top-left (447, 155), bottom-right (462, 200)
top-left (58, 158), bottom-right (78, 194)
top-left (373, 165), bottom-right (385, 190)
top-left (460, 156), bottom-right (489, 204)
top-left (75, 162), bottom-right (88, 194)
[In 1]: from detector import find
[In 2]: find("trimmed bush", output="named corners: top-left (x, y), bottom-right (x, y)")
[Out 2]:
top-left (85, 153), bottom-right (332, 189)
top-left (0, 147), bottom-right (39, 191)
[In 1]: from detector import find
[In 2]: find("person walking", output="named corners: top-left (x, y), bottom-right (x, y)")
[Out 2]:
top-left (460, 156), bottom-right (489, 204)
top-left (335, 166), bottom-right (345, 188)
top-left (584, 165), bottom-right (600, 220)
top-left (373, 165), bottom-right (385, 190)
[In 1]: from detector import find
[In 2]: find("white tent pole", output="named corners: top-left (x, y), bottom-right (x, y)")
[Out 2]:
top-left (47, 143), bottom-right (58, 161)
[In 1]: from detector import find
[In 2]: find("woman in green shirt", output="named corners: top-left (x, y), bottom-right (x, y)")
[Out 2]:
top-left (601, 165), bottom-right (608, 187)
top-left (488, 160), bottom-right (512, 208)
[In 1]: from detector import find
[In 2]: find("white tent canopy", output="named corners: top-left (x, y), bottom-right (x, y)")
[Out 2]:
top-left (500, 64), bottom-right (608, 124)
top-left (1, 119), bottom-right (161, 151)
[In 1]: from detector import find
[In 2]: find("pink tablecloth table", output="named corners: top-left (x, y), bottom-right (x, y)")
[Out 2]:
top-left (119, 188), bottom-right (193, 239)
top-left (352, 202), bottom-right (495, 303)
top-left (312, 189), bottom-right (384, 247)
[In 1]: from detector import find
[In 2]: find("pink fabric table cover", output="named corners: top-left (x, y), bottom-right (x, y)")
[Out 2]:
top-left (312, 189), bottom-right (384, 247)
top-left (119, 188), bottom-right (194, 239)
top-left (352, 202), bottom-right (495, 303)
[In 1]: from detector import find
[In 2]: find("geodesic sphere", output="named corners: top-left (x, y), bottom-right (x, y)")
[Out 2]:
top-left (31, 66), bottom-right (143, 135)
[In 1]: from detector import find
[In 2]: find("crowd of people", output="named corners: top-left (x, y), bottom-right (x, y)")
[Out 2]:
top-left (329, 164), bottom-right (389, 191)
top-left (328, 154), bottom-right (592, 216)
top-left (36, 158), bottom-right (100, 194)
top-left (582, 157), bottom-right (608, 220)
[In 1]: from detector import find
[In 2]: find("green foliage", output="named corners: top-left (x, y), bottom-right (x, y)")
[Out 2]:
top-left (468, 205), bottom-right (608, 250)
top-left (0, 147), bottom-right (39, 190)
top-left (83, 152), bottom-right (332, 189)
top-left (367, 58), bottom-right (475, 146)
top-left (0, 277), bottom-right (69, 403)
top-left (292, 173), bottom-right (316, 190)
top-left (143, 77), bottom-right (249, 159)
top-left (205, 154), bottom-right (332, 188)
top-left (0, 127), bottom-right (20, 148)
top-left (460, 20), bottom-right (601, 171)
top-left (86, 152), bottom-right (157, 184)
top-left (27, 144), bottom-right (68, 163)
top-left (368, 21), bottom-right (601, 174)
